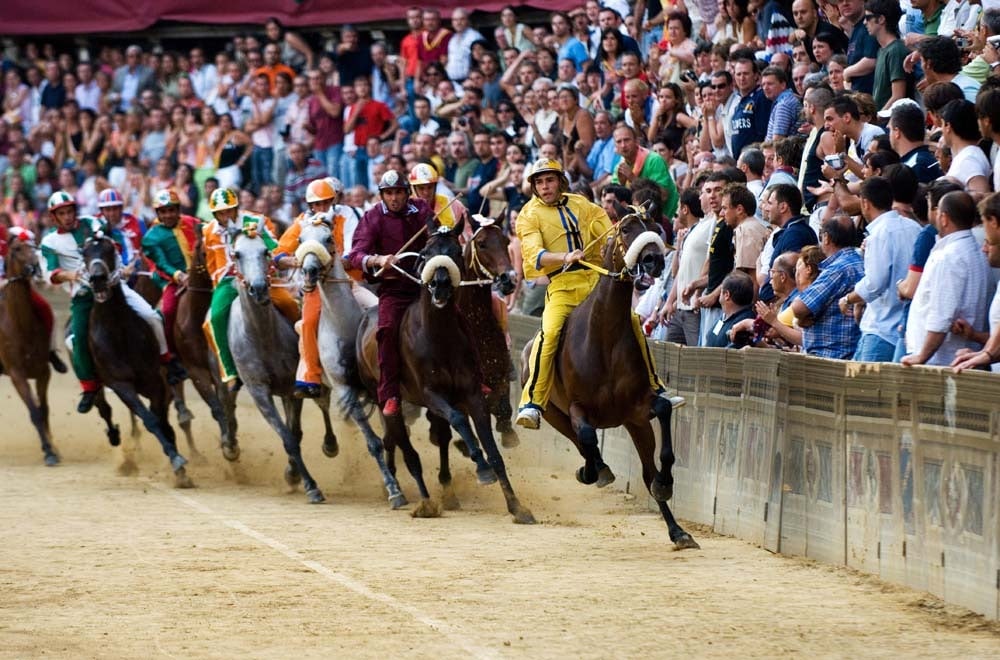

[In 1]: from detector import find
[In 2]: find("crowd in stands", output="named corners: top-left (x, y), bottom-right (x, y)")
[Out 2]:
top-left (4, 0), bottom-right (1000, 370)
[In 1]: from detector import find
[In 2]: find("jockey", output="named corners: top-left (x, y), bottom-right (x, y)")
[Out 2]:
top-left (346, 170), bottom-right (435, 417)
top-left (514, 159), bottom-right (668, 430)
top-left (408, 163), bottom-right (469, 233)
top-left (0, 225), bottom-right (67, 373)
top-left (202, 187), bottom-right (299, 389)
top-left (141, 189), bottom-right (201, 356)
top-left (40, 191), bottom-right (187, 414)
top-left (96, 188), bottom-right (147, 270)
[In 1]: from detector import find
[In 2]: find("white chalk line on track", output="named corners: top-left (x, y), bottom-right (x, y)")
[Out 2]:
top-left (153, 483), bottom-right (500, 660)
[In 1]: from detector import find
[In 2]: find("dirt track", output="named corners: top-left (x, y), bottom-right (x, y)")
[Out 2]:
top-left (2, 371), bottom-right (999, 659)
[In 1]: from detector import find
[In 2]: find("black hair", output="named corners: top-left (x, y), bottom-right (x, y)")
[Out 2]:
top-left (916, 36), bottom-right (962, 75)
top-left (890, 102), bottom-right (927, 142)
top-left (859, 176), bottom-right (894, 212)
top-left (940, 99), bottom-right (981, 142)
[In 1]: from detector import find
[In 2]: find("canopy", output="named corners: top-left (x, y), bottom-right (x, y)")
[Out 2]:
top-left (1, 0), bottom-right (575, 35)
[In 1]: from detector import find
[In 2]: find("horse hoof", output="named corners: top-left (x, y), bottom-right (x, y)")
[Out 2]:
top-left (306, 488), bottom-right (326, 504)
top-left (44, 453), bottom-right (60, 467)
top-left (512, 506), bottom-right (537, 525)
top-left (596, 466), bottom-right (616, 488)
top-left (107, 426), bottom-right (121, 447)
top-left (650, 477), bottom-right (673, 502)
top-left (117, 460), bottom-right (138, 477)
top-left (322, 438), bottom-right (339, 458)
top-left (284, 464), bottom-right (302, 487)
top-left (174, 468), bottom-right (195, 489)
top-left (410, 498), bottom-right (441, 519)
top-left (177, 409), bottom-right (195, 425)
top-left (388, 492), bottom-right (409, 510)
top-left (476, 468), bottom-right (498, 486)
top-left (221, 443), bottom-right (240, 462)
top-left (441, 491), bottom-right (461, 511)
top-left (171, 455), bottom-right (188, 472)
top-left (500, 429), bottom-right (520, 448)
top-left (576, 465), bottom-right (598, 485)
top-left (672, 534), bottom-right (700, 551)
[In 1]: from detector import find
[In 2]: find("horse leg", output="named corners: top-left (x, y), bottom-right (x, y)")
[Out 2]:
top-left (492, 380), bottom-right (520, 448)
top-left (245, 385), bottom-right (322, 503)
top-left (435, 419), bottom-right (458, 511)
top-left (9, 372), bottom-right (58, 466)
top-left (384, 413), bottom-right (437, 517)
top-left (624, 420), bottom-right (699, 550)
top-left (36, 371), bottom-right (56, 462)
top-left (422, 389), bottom-right (495, 486)
top-left (569, 403), bottom-right (615, 488)
top-left (334, 383), bottom-right (405, 508)
top-left (171, 381), bottom-right (203, 462)
top-left (468, 395), bottom-right (535, 524)
top-left (187, 364), bottom-right (235, 460)
top-left (94, 390), bottom-right (122, 449)
top-left (650, 396), bottom-right (675, 502)
top-left (110, 384), bottom-right (192, 488)
top-left (283, 396), bottom-right (323, 502)
top-left (315, 391), bottom-right (339, 458)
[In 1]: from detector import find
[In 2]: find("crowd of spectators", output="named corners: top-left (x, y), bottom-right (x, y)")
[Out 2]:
top-left (4, 0), bottom-right (1000, 370)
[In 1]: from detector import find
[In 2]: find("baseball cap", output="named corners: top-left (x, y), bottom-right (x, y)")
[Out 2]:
top-left (877, 98), bottom-right (919, 119)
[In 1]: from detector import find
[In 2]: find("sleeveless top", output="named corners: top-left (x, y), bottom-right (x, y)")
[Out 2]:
top-left (217, 139), bottom-right (242, 168)
top-left (799, 126), bottom-right (825, 213)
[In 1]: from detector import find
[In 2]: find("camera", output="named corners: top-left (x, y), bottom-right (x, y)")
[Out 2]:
top-left (457, 117), bottom-right (469, 127)
top-left (956, 36), bottom-right (971, 49)
top-left (824, 153), bottom-right (845, 170)
top-left (680, 70), bottom-right (697, 83)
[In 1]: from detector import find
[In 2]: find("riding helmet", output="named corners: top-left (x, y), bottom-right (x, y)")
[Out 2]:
top-left (47, 190), bottom-right (76, 212)
top-left (153, 189), bottom-right (181, 209)
top-left (377, 170), bottom-right (409, 191)
top-left (407, 163), bottom-right (439, 186)
top-left (209, 188), bottom-right (239, 213)
top-left (305, 179), bottom-right (336, 203)
top-left (97, 188), bottom-right (125, 208)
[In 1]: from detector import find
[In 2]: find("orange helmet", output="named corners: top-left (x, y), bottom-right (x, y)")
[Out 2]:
top-left (153, 188), bottom-right (181, 209)
top-left (305, 178), bottom-right (336, 203)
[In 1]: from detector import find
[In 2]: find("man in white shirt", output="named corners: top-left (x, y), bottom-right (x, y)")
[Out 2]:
top-left (74, 62), bottom-right (101, 112)
top-left (665, 187), bottom-right (712, 346)
top-left (903, 191), bottom-right (992, 366)
top-left (446, 9), bottom-right (485, 83)
top-left (188, 47), bottom-right (218, 102)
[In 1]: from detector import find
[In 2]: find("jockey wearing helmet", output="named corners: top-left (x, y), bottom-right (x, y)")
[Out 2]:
top-left (345, 170), bottom-right (435, 417)
top-left (141, 189), bottom-right (201, 357)
top-left (41, 191), bottom-right (187, 414)
top-left (96, 188), bottom-right (147, 269)
top-left (0, 225), bottom-right (67, 373)
top-left (202, 187), bottom-right (299, 389)
top-left (273, 177), bottom-right (358, 399)
top-left (408, 163), bottom-right (469, 235)
top-left (514, 158), bottom-right (667, 430)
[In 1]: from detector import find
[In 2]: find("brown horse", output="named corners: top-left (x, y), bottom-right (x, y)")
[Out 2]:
top-left (521, 209), bottom-right (698, 549)
top-left (0, 235), bottom-right (58, 465)
top-left (358, 218), bottom-right (535, 523)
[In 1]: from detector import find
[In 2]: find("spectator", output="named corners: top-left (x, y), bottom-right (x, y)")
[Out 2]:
top-left (610, 124), bottom-right (679, 221)
top-left (730, 54), bottom-right (772, 156)
top-left (464, 130), bottom-right (498, 217)
top-left (551, 11), bottom-right (592, 73)
top-left (705, 270), bottom-right (757, 348)
top-left (865, 0), bottom-right (911, 112)
top-left (39, 60), bottom-right (67, 111)
top-left (666, 186), bottom-right (711, 346)
top-left (187, 47), bottom-right (218, 104)
top-left (255, 43), bottom-right (296, 96)
top-left (952, 192), bottom-right (1000, 372)
top-left (842, 0), bottom-right (879, 94)
top-left (722, 183), bottom-right (769, 288)
top-left (335, 26), bottom-right (374, 87)
top-left (761, 182), bottom-right (817, 300)
top-left (888, 100), bottom-right (943, 183)
top-left (762, 66), bottom-right (801, 141)
top-left (282, 142), bottom-right (326, 217)
top-left (305, 69), bottom-right (344, 182)
top-left (264, 18), bottom-right (314, 73)
top-left (417, 10), bottom-right (452, 71)
top-left (940, 99), bottom-right (991, 194)
top-left (792, 216), bottom-right (865, 358)
top-left (446, 9), bottom-right (485, 84)
top-left (908, 36), bottom-right (980, 101)
top-left (903, 191), bottom-right (992, 366)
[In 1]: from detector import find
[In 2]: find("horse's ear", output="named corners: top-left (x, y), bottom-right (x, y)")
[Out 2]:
top-left (612, 200), bottom-right (628, 221)
top-left (453, 214), bottom-right (465, 238)
top-left (425, 214), bottom-right (441, 235)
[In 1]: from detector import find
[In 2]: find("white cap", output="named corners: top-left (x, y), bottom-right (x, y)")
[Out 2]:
top-left (877, 98), bottom-right (920, 119)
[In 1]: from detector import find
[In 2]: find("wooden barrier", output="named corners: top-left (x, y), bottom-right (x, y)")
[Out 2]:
top-left (507, 314), bottom-right (1000, 620)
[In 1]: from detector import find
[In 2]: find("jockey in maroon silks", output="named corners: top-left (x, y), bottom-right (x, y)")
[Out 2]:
top-left (347, 170), bottom-right (432, 417)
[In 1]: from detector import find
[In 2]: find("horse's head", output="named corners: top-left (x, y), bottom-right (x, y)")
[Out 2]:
top-left (605, 204), bottom-right (666, 292)
top-left (296, 216), bottom-right (335, 291)
top-left (6, 233), bottom-right (41, 281)
top-left (82, 233), bottom-right (121, 302)
top-left (420, 217), bottom-right (465, 308)
top-left (231, 230), bottom-right (272, 306)
top-left (466, 215), bottom-right (516, 296)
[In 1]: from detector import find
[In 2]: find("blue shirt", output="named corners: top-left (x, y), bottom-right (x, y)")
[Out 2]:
top-left (901, 145), bottom-right (943, 183)
top-left (766, 88), bottom-right (801, 140)
top-left (730, 88), bottom-right (771, 157)
top-left (558, 37), bottom-right (591, 73)
top-left (854, 210), bottom-right (922, 345)
top-left (847, 22), bottom-right (878, 95)
top-left (587, 136), bottom-right (616, 181)
top-left (760, 215), bottom-right (818, 301)
top-left (798, 247), bottom-right (865, 358)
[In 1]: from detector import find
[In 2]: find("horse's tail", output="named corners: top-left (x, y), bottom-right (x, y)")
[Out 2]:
top-left (335, 385), bottom-right (377, 422)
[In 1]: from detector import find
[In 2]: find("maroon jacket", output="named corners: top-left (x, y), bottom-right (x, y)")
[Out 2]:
top-left (347, 197), bottom-right (433, 298)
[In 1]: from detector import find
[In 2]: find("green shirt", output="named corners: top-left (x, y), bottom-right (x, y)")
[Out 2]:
top-left (924, 6), bottom-right (944, 36)
top-left (142, 222), bottom-right (195, 288)
top-left (610, 149), bottom-right (679, 221)
top-left (873, 38), bottom-right (911, 111)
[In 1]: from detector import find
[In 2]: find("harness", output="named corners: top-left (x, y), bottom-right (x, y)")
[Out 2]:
top-left (565, 209), bottom-right (665, 283)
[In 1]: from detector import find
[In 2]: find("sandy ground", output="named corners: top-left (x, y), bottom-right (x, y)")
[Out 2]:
top-left (2, 370), bottom-right (1000, 659)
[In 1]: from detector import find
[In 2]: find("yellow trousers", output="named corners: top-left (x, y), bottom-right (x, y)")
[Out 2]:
top-left (519, 270), bottom-right (664, 411)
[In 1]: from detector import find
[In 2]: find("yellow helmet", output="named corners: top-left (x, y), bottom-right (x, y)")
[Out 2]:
top-left (527, 158), bottom-right (568, 202)
top-left (305, 179), bottom-right (336, 203)
top-left (408, 162), bottom-right (439, 186)
top-left (209, 188), bottom-right (239, 213)
top-left (152, 188), bottom-right (180, 209)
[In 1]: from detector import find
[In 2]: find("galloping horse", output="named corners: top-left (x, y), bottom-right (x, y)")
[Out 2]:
top-left (228, 225), bottom-right (324, 503)
top-left (82, 234), bottom-right (192, 487)
top-left (521, 208), bottom-right (698, 549)
top-left (298, 219), bottom-right (404, 508)
top-left (358, 219), bottom-right (535, 523)
top-left (172, 232), bottom-right (239, 460)
top-left (0, 234), bottom-right (58, 465)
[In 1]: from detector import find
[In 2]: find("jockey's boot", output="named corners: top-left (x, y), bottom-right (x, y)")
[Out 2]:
top-left (515, 406), bottom-right (542, 430)
top-left (78, 390), bottom-right (98, 414)
top-left (382, 397), bottom-right (401, 417)
top-left (49, 350), bottom-right (68, 374)
top-left (293, 382), bottom-right (322, 399)
top-left (227, 377), bottom-right (243, 395)
top-left (165, 357), bottom-right (188, 385)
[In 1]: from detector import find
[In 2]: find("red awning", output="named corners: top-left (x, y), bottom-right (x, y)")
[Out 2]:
top-left (0, 0), bottom-right (576, 35)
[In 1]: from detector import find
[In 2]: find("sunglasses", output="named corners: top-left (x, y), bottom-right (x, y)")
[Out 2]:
top-left (863, 13), bottom-right (879, 22)
top-left (498, 107), bottom-right (513, 113)
top-left (710, 83), bottom-right (728, 90)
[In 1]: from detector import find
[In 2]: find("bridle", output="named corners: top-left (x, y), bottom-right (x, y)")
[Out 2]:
top-left (81, 235), bottom-right (122, 292)
top-left (464, 223), bottom-right (503, 287)
top-left (4, 238), bottom-right (40, 283)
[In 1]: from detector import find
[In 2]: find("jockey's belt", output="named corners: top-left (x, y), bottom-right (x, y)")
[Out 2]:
top-left (546, 262), bottom-right (587, 279)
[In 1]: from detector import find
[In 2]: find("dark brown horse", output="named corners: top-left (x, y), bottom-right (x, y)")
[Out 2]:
top-left (358, 218), bottom-right (535, 523)
top-left (521, 209), bottom-right (698, 549)
top-left (0, 235), bottom-right (58, 465)
top-left (83, 234), bottom-right (193, 488)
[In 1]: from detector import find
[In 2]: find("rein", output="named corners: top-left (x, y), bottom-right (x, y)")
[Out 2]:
top-left (463, 225), bottom-right (500, 288)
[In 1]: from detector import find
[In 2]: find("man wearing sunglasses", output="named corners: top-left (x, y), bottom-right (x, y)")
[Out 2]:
top-left (702, 70), bottom-right (738, 160)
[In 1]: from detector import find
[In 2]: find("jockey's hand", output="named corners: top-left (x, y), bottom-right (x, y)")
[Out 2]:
top-left (375, 254), bottom-right (397, 271)
top-left (175, 272), bottom-right (189, 287)
top-left (562, 250), bottom-right (584, 266)
top-left (277, 255), bottom-right (298, 270)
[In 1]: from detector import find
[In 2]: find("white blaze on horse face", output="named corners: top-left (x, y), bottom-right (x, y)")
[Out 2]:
top-left (233, 233), bottom-right (270, 289)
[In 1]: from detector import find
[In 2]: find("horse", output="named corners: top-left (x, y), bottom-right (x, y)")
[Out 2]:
top-left (82, 233), bottom-right (192, 488)
top-left (520, 208), bottom-right (698, 549)
top-left (298, 218), bottom-right (405, 508)
top-left (358, 218), bottom-right (535, 523)
top-left (0, 235), bottom-right (58, 465)
top-left (228, 225), bottom-right (324, 503)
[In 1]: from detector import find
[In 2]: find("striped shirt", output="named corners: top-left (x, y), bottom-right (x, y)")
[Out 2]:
top-left (798, 247), bottom-right (865, 359)
top-left (766, 88), bottom-right (801, 141)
